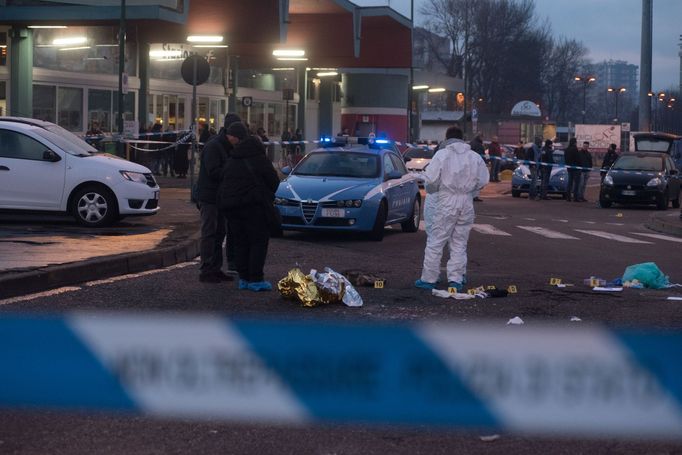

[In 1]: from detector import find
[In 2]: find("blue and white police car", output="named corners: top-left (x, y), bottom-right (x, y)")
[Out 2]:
top-left (275, 137), bottom-right (422, 240)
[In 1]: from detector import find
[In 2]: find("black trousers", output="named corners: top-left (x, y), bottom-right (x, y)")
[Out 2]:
top-left (227, 207), bottom-right (270, 283)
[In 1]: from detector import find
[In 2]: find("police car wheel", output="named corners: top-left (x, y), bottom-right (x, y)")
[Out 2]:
top-left (401, 196), bottom-right (421, 233)
top-left (368, 201), bottom-right (387, 241)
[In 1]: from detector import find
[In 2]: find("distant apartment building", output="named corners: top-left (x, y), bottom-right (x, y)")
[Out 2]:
top-left (590, 60), bottom-right (639, 103)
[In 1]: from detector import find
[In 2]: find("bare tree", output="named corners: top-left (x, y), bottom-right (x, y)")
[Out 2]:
top-left (419, 0), bottom-right (588, 122)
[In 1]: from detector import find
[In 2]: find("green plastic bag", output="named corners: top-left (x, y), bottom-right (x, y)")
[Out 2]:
top-left (622, 262), bottom-right (670, 289)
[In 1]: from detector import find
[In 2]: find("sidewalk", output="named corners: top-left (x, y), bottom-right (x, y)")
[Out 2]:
top-left (647, 210), bottom-right (682, 237)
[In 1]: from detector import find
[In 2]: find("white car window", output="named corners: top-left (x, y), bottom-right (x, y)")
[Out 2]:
top-left (35, 125), bottom-right (96, 155)
top-left (0, 129), bottom-right (47, 161)
top-left (383, 154), bottom-right (396, 175)
top-left (389, 153), bottom-right (407, 175)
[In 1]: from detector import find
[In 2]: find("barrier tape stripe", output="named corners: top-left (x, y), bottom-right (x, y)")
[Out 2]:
top-left (2, 313), bottom-right (682, 438)
top-left (85, 132), bottom-right (658, 175)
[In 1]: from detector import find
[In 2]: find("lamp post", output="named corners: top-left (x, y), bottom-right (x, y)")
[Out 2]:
top-left (574, 75), bottom-right (596, 124)
top-left (607, 87), bottom-right (626, 123)
top-left (412, 85), bottom-right (429, 142)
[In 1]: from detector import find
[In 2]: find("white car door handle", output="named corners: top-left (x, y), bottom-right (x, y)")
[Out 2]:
top-left (0, 165), bottom-right (9, 171)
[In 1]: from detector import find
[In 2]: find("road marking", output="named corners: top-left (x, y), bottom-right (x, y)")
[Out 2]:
top-left (606, 223), bottom-right (625, 226)
top-left (472, 224), bottom-right (512, 236)
top-left (630, 232), bottom-right (682, 243)
top-left (0, 260), bottom-right (200, 306)
top-left (522, 218), bottom-right (536, 221)
top-left (574, 230), bottom-right (652, 244)
top-left (552, 219), bottom-right (569, 223)
top-left (582, 221), bottom-right (597, 224)
top-left (516, 226), bottom-right (579, 239)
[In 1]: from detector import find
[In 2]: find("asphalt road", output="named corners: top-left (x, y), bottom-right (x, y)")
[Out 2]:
top-left (1, 190), bottom-right (681, 454)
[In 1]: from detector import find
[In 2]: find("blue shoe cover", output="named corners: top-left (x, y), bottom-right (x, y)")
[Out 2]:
top-left (247, 281), bottom-right (272, 292)
top-left (448, 281), bottom-right (463, 292)
top-left (238, 279), bottom-right (249, 290)
top-left (415, 279), bottom-right (437, 290)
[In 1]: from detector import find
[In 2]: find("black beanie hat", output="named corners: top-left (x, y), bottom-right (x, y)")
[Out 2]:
top-left (225, 122), bottom-right (248, 141)
top-left (223, 112), bottom-right (242, 130)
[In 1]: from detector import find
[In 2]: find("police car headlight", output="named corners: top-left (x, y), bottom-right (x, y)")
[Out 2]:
top-left (603, 174), bottom-right (614, 186)
top-left (646, 177), bottom-right (662, 187)
top-left (336, 199), bottom-right (362, 208)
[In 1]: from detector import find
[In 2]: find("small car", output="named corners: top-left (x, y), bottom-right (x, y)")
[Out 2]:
top-left (599, 152), bottom-right (680, 210)
top-left (402, 146), bottom-right (435, 173)
top-left (511, 150), bottom-right (567, 198)
top-left (0, 117), bottom-right (160, 227)
top-left (275, 138), bottom-right (422, 241)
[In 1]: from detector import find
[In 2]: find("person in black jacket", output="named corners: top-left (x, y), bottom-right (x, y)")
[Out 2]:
top-left (219, 122), bottom-right (280, 292)
top-left (564, 137), bottom-right (581, 202)
top-left (601, 143), bottom-right (618, 182)
top-left (539, 139), bottom-right (555, 199)
top-left (577, 141), bottom-right (593, 202)
top-left (196, 113), bottom-right (241, 283)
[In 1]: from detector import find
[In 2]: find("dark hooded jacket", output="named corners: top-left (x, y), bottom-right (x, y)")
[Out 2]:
top-left (218, 136), bottom-right (280, 211)
top-left (564, 143), bottom-right (580, 168)
top-left (197, 133), bottom-right (233, 204)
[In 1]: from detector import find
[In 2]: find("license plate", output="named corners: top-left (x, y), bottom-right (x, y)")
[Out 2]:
top-left (154, 191), bottom-right (160, 199)
top-left (621, 190), bottom-right (636, 196)
top-left (321, 208), bottom-right (345, 218)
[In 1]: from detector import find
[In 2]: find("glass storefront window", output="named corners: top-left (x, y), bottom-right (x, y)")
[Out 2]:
top-left (0, 81), bottom-right (6, 116)
top-left (113, 91), bottom-right (136, 123)
top-left (250, 101), bottom-right (265, 132)
top-left (88, 89), bottom-right (112, 132)
top-left (33, 85), bottom-right (56, 123)
top-left (58, 87), bottom-right (83, 131)
top-left (33, 27), bottom-right (137, 76)
top-left (198, 96), bottom-right (208, 123)
top-left (209, 99), bottom-right (220, 129)
top-left (149, 44), bottom-right (223, 83)
top-left (0, 32), bottom-right (7, 66)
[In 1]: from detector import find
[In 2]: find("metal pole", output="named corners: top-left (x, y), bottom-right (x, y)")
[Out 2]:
top-left (117, 0), bottom-right (126, 140)
top-left (189, 57), bottom-right (198, 200)
top-left (615, 92), bottom-right (619, 123)
top-left (462, 0), bottom-right (469, 137)
top-left (582, 83), bottom-right (586, 124)
top-left (639, 0), bottom-right (653, 131)
top-left (408, 0), bottom-right (414, 143)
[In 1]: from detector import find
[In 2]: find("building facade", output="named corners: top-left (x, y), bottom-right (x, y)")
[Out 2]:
top-left (0, 0), bottom-right (412, 143)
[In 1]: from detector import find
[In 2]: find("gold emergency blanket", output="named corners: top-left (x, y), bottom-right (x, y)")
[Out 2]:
top-left (277, 268), bottom-right (324, 307)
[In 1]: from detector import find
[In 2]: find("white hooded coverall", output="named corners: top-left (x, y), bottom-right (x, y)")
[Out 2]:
top-left (420, 140), bottom-right (489, 284)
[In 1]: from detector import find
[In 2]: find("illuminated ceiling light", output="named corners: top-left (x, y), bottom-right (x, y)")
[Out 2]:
top-left (412, 85), bottom-right (429, 90)
top-left (316, 71), bottom-right (338, 77)
top-left (276, 57), bottom-right (308, 61)
top-left (187, 35), bottom-right (223, 43)
top-left (58, 46), bottom-right (91, 51)
top-left (192, 44), bottom-right (228, 48)
top-left (273, 49), bottom-right (305, 57)
top-left (53, 37), bottom-right (87, 46)
top-left (428, 87), bottom-right (446, 93)
top-left (311, 67), bottom-right (337, 71)
top-left (149, 50), bottom-right (183, 59)
top-left (95, 44), bottom-right (118, 47)
top-left (272, 67), bottom-right (295, 71)
top-left (28, 25), bottom-right (67, 29)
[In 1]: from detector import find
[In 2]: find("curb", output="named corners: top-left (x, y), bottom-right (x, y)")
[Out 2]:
top-left (646, 213), bottom-right (682, 238)
top-left (0, 231), bottom-right (201, 300)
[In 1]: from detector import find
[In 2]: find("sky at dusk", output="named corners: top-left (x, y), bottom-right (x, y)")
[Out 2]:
top-left (352, 0), bottom-right (682, 90)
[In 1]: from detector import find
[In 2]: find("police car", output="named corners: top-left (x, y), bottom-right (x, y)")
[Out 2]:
top-left (275, 137), bottom-right (422, 240)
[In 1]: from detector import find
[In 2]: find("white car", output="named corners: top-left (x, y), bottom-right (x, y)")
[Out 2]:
top-left (0, 117), bottom-right (160, 227)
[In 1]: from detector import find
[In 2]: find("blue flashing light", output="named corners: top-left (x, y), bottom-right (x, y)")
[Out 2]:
top-left (375, 139), bottom-right (390, 144)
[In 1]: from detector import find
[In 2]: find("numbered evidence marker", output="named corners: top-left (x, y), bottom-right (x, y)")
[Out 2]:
top-left (448, 287), bottom-right (458, 294)
top-left (549, 277), bottom-right (562, 286)
top-left (590, 278), bottom-right (600, 287)
top-left (507, 285), bottom-right (518, 294)
top-left (374, 280), bottom-right (385, 289)
top-left (467, 289), bottom-right (477, 295)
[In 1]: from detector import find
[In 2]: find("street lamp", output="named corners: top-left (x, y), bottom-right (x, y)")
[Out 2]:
top-left (411, 85), bottom-right (429, 142)
top-left (574, 75), bottom-right (596, 124)
top-left (607, 87), bottom-right (626, 122)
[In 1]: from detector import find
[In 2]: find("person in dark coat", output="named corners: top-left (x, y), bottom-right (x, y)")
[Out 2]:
top-left (219, 122), bottom-right (280, 292)
top-left (564, 137), bottom-right (581, 202)
top-left (578, 141), bottom-right (593, 202)
top-left (539, 139), bottom-right (555, 199)
top-left (196, 113), bottom-right (241, 283)
top-left (488, 136), bottom-right (502, 182)
top-left (601, 143), bottom-right (618, 182)
top-left (469, 133), bottom-right (485, 201)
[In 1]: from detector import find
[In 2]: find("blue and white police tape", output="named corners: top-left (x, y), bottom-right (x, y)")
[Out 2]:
top-left (2, 313), bottom-right (682, 439)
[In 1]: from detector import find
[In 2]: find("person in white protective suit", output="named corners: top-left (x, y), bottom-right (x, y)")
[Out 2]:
top-left (416, 125), bottom-right (489, 292)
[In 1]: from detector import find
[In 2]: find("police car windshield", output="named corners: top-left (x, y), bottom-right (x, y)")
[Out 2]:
top-left (293, 151), bottom-right (380, 178)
